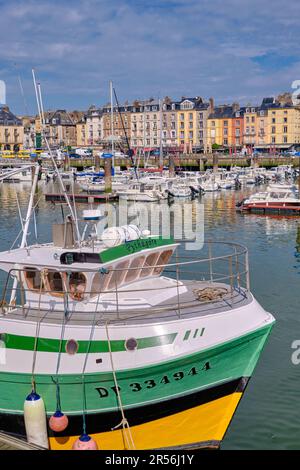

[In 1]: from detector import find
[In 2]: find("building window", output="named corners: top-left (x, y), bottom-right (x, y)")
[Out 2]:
top-left (199, 113), bottom-right (203, 119)
top-left (235, 120), bottom-right (240, 126)
top-left (224, 128), bottom-right (228, 136)
top-left (283, 126), bottom-right (288, 133)
top-left (180, 113), bottom-right (184, 121)
top-left (189, 131), bottom-right (193, 139)
top-left (272, 118), bottom-right (276, 123)
top-left (180, 122), bottom-right (184, 129)
top-left (283, 136), bottom-right (288, 143)
top-left (223, 138), bottom-right (228, 145)
top-left (189, 122), bottom-right (193, 129)
top-left (272, 126), bottom-right (276, 133)
top-left (223, 120), bottom-right (228, 127)
top-left (251, 116), bottom-right (255, 123)
top-left (284, 117), bottom-right (287, 123)
top-left (246, 116), bottom-right (249, 123)
top-left (211, 121), bottom-right (215, 127)
top-left (272, 136), bottom-right (276, 143)
top-left (189, 113), bottom-right (193, 121)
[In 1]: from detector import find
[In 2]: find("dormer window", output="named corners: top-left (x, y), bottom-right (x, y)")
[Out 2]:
top-left (181, 101), bottom-right (193, 110)
top-left (246, 108), bottom-right (250, 113)
top-left (251, 108), bottom-right (255, 113)
top-left (236, 112), bottom-right (240, 117)
top-left (260, 110), bottom-right (264, 116)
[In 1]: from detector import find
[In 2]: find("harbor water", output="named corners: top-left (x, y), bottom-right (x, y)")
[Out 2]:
top-left (0, 181), bottom-right (299, 450)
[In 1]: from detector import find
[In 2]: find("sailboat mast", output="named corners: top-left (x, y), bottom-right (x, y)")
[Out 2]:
top-left (110, 80), bottom-right (114, 168)
top-left (159, 98), bottom-right (163, 168)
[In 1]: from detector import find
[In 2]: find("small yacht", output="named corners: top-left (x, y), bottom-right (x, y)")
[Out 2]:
top-left (117, 180), bottom-right (168, 201)
top-left (237, 185), bottom-right (300, 213)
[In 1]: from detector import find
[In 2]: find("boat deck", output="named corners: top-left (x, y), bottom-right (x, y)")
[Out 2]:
top-left (0, 432), bottom-right (46, 450)
top-left (3, 280), bottom-right (251, 326)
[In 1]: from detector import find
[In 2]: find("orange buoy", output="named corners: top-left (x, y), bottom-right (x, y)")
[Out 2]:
top-left (49, 410), bottom-right (69, 432)
top-left (72, 434), bottom-right (98, 450)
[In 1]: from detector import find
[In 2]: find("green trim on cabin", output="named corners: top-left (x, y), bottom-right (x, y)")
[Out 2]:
top-left (3, 332), bottom-right (178, 354)
top-left (99, 237), bottom-right (175, 263)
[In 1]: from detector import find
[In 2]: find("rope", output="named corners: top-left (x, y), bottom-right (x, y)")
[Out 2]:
top-left (80, 289), bottom-right (101, 437)
top-left (31, 269), bottom-right (48, 392)
top-left (51, 278), bottom-right (68, 412)
top-left (105, 322), bottom-right (135, 450)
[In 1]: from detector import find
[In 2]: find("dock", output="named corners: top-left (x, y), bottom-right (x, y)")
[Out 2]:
top-left (0, 431), bottom-right (47, 450)
top-left (45, 192), bottom-right (119, 204)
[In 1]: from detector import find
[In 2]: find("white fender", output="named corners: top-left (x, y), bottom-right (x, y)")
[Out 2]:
top-left (24, 392), bottom-right (49, 449)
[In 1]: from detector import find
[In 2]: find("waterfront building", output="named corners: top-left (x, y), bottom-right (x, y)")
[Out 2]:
top-left (130, 98), bottom-right (161, 150)
top-left (255, 97), bottom-right (300, 151)
top-left (101, 103), bottom-right (131, 151)
top-left (177, 97), bottom-right (211, 153)
top-left (76, 115), bottom-right (88, 147)
top-left (207, 103), bottom-right (243, 152)
top-left (242, 105), bottom-right (258, 150)
top-left (22, 116), bottom-right (36, 149)
top-left (84, 106), bottom-right (102, 146)
top-left (42, 109), bottom-right (78, 148)
top-left (0, 106), bottom-right (24, 151)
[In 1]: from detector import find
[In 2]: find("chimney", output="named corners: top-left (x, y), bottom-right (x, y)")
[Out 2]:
top-left (209, 97), bottom-right (214, 113)
top-left (232, 102), bottom-right (240, 112)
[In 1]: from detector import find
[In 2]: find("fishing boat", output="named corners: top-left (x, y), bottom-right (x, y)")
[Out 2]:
top-left (0, 165), bottom-right (275, 450)
top-left (237, 185), bottom-right (300, 214)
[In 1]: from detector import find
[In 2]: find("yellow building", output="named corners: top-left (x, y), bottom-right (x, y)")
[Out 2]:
top-left (76, 118), bottom-right (88, 147)
top-left (0, 106), bottom-right (24, 151)
top-left (247, 98), bottom-right (300, 150)
top-left (263, 101), bottom-right (300, 149)
top-left (177, 98), bottom-right (210, 152)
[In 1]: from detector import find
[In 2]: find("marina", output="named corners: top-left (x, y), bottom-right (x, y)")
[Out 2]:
top-left (0, 161), bottom-right (299, 450)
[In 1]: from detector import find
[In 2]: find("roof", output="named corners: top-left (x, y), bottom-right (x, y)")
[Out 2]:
top-left (0, 106), bottom-right (22, 126)
top-left (208, 105), bottom-right (240, 119)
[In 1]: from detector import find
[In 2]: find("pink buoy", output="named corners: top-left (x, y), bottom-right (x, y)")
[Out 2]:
top-left (49, 410), bottom-right (69, 432)
top-left (72, 434), bottom-right (98, 450)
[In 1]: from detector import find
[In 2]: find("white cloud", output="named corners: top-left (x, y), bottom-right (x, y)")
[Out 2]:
top-left (1, 0), bottom-right (300, 113)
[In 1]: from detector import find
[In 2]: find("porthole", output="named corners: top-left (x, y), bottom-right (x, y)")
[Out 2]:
top-left (125, 338), bottom-right (138, 351)
top-left (65, 339), bottom-right (79, 355)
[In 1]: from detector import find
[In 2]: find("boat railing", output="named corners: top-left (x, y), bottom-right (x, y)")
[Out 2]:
top-left (0, 241), bottom-right (250, 320)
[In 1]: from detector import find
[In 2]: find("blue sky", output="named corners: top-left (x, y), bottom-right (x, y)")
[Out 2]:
top-left (1, 0), bottom-right (300, 114)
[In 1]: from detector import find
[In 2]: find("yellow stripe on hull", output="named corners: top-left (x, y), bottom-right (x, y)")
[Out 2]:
top-left (50, 392), bottom-right (243, 450)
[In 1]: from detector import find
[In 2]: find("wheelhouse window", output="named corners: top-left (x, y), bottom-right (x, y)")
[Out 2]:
top-left (141, 252), bottom-right (160, 278)
top-left (153, 250), bottom-right (173, 275)
top-left (125, 256), bottom-right (145, 283)
top-left (69, 272), bottom-right (86, 301)
top-left (46, 271), bottom-right (65, 296)
top-left (24, 268), bottom-right (44, 291)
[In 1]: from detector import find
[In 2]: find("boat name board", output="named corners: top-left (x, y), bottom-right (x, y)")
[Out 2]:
top-left (99, 237), bottom-right (175, 263)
